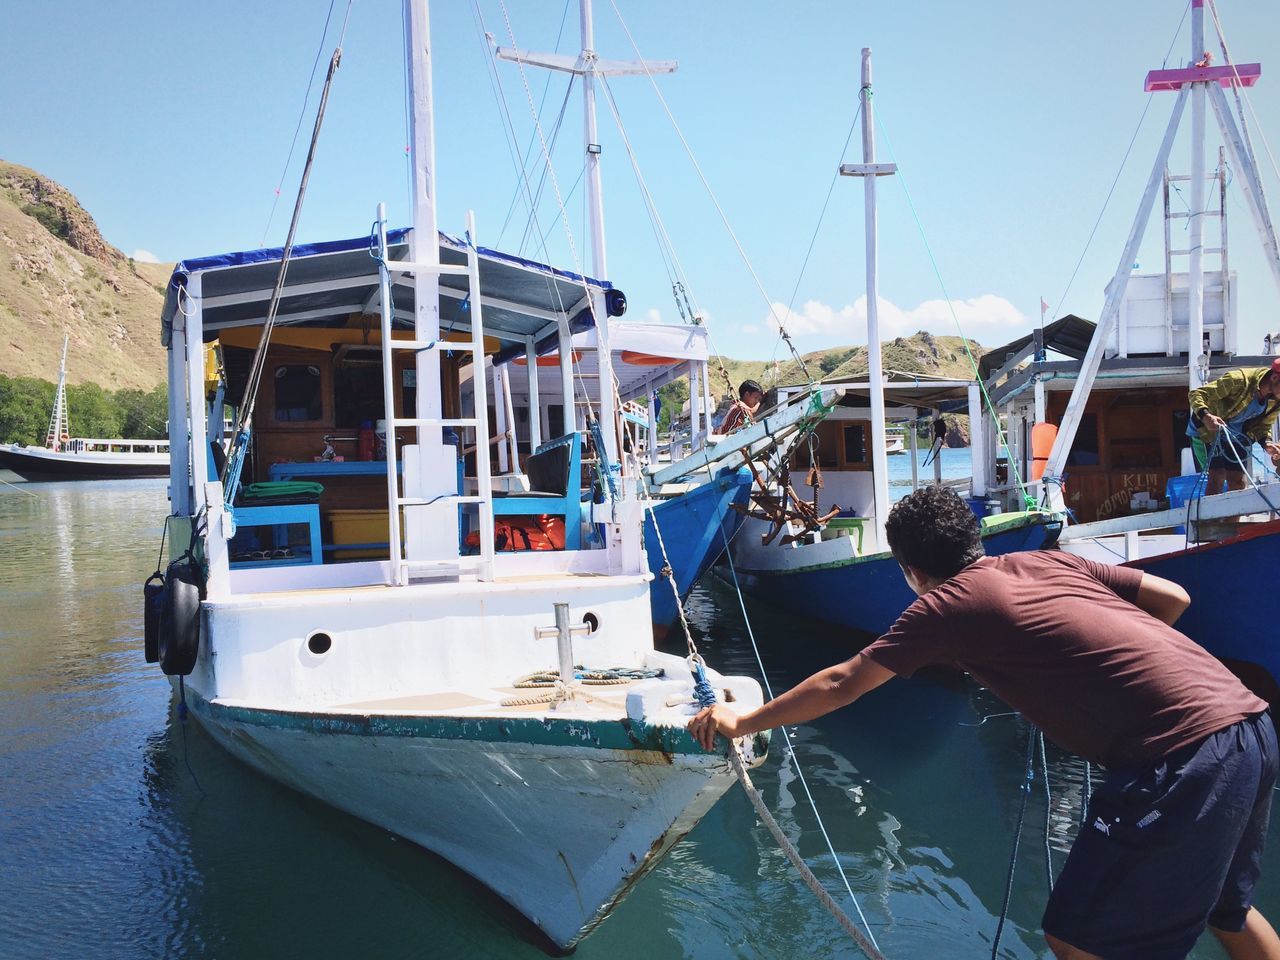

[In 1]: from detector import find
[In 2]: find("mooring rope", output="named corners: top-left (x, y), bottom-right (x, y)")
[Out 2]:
top-left (729, 748), bottom-right (888, 960)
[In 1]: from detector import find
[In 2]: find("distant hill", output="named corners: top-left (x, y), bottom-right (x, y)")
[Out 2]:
top-left (0, 160), bottom-right (169, 390)
top-left (708, 331), bottom-right (985, 400)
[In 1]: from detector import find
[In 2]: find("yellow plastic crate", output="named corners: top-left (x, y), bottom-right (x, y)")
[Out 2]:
top-left (327, 509), bottom-right (391, 560)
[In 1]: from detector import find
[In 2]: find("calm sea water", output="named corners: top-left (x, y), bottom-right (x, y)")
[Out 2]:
top-left (1, 473), bottom-right (1272, 959)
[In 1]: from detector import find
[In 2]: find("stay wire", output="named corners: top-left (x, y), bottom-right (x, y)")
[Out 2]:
top-left (873, 104), bottom-right (1034, 508)
top-left (991, 725), bottom-right (1038, 960)
top-left (1207, 0), bottom-right (1280, 220)
top-left (605, 0), bottom-right (814, 384)
top-left (680, 456), bottom-right (883, 952)
top-left (772, 104), bottom-right (862, 389)
top-left (259, 0), bottom-right (352, 247)
top-left (1048, 4), bottom-right (1191, 325)
top-left (1039, 730), bottom-right (1054, 890)
top-left (230, 43), bottom-right (345, 466)
top-left (493, 0), bottom-right (575, 247)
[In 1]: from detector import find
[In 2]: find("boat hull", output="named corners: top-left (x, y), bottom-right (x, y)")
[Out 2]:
top-left (646, 466), bottom-right (751, 638)
top-left (0, 443), bottom-right (168, 481)
top-left (1126, 519), bottom-right (1280, 702)
top-left (731, 512), bottom-right (1063, 636)
top-left (183, 689), bottom-right (753, 950)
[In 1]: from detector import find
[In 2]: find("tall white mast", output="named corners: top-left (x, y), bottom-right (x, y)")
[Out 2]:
top-left (1040, 0), bottom-right (1277, 511)
top-left (405, 0), bottom-right (442, 439)
top-left (1188, 0), bottom-right (1207, 390)
top-left (494, 4), bottom-right (675, 475)
top-left (45, 333), bottom-right (70, 450)
top-left (839, 48), bottom-right (895, 548)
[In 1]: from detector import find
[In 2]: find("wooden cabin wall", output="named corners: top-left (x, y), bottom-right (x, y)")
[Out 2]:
top-left (1046, 386), bottom-right (1190, 523)
top-left (249, 345), bottom-right (464, 513)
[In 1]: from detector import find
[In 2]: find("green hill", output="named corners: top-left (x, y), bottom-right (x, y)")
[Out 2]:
top-left (0, 160), bottom-right (169, 390)
top-left (707, 331), bottom-right (985, 402)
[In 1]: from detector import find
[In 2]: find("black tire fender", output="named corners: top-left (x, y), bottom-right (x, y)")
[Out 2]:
top-left (158, 561), bottom-right (201, 676)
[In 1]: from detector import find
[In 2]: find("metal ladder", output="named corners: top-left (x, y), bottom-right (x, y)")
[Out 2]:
top-left (1163, 148), bottom-right (1230, 357)
top-left (373, 205), bottom-right (495, 584)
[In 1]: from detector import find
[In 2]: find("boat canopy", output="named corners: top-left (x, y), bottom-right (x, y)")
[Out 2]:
top-left (160, 228), bottom-right (613, 353)
top-left (500, 321), bottom-right (709, 402)
top-left (977, 314), bottom-right (1096, 380)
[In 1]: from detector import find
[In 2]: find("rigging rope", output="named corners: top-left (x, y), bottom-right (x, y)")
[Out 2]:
top-left (224, 43), bottom-right (344, 494)
top-left (1046, 5), bottom-right (1192, 337)
top-left (604, 0), bottom-right (814, 385)
top-left (872, 105), bottom-right (1036, 511)
top-left (991, 725), bottom-right (1038, 960)
top-left (260, 0), bottom-right (351, 247)
top-left (1207, 0), bottom-right (1280, 196)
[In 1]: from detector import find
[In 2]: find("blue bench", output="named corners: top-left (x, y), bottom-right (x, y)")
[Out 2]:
top-left (227, 503), bottom-right (324, 566)
top-left (490, 432), bottom-right (582, 550)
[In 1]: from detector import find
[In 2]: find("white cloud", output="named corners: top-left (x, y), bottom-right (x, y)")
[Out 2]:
top-left (763, 293), bottom-right (1026, 344)
top-left (740, 323), bottom-right (760, 334)
top-left (131, 249), bottom-right (160, 263)
top-left (643, 307), bottom-right (663, 324)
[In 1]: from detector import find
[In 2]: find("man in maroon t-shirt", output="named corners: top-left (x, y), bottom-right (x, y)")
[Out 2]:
top-left (689, 486), bottom-right (1278, 960)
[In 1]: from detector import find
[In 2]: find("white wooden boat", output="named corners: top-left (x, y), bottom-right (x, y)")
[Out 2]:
top-left (977, 2), bottom-right (1280, 697)
top-left (725, 50), bottom-right (1061, 634)
top-left (145, 2), bottom-right (765, 949)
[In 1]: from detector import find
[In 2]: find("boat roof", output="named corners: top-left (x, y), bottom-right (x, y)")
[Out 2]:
top-left (978, 313), bottom-right (1096, 379)
top-left (499, 321), bottom-right (709, 403)
top-left (161, 228), bottom-right (613, 352)
top-left (780, 372), bottom-right (974, 413)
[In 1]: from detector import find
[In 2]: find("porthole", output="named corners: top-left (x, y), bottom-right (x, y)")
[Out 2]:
top-left (582, 612), bottom-right (599, 634)
top-left (307, 631), bottom-right (333, 655)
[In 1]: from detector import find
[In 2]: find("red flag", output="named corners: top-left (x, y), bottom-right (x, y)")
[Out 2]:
top-left (1040, 297), bottom-right (1050, 319)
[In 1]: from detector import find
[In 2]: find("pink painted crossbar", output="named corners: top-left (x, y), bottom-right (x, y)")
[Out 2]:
top-left (1145, 63), bottom-right (1261, 92)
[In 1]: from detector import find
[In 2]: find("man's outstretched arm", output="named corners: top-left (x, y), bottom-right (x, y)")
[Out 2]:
top-left (688, 652), bottom-right (896, 751)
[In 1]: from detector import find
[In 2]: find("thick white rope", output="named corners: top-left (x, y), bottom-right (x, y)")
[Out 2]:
top-left (730, 748), bottom-right (888, 960)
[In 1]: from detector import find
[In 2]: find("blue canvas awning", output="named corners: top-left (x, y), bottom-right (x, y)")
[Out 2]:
top-left (161, 228), bottom-right (614, 351)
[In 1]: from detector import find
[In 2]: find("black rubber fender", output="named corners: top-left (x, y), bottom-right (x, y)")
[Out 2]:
top-left (158, 560), bottom-right (201, 676)
top-left (143, 571), bottom-right (165, 664)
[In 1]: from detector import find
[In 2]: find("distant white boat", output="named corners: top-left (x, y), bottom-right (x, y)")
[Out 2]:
top-left (0, 335), bottom-right (168, 481)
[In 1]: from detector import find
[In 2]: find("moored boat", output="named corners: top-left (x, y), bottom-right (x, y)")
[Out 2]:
top-left (979, 0), bottom-right (1280, 697)
top-left (144, 2), bottom-right (768, 949)
top-left (0, 335), bottom-right (168, 481)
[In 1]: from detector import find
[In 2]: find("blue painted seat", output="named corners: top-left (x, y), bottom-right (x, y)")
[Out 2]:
top-left (228, 503), bottom-right (323, 566)
top-left (490, 432), bottom-right (582, 550)
top-left (213, 441), bottom-right (323, 566)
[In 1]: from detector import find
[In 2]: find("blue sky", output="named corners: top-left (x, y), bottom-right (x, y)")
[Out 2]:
top-left (3, 0), bottom-right (1278, 360)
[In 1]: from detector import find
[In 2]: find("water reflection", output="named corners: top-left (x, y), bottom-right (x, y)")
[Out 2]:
top-left (0, 480), bottom-right (1271, 959)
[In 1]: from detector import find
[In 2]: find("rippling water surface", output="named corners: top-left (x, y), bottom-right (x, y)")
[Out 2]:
top-left (1, 478), bottom-right (1273, 959)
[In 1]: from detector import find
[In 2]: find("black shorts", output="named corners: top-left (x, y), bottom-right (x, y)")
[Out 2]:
top-left (1042, 711), bottom-right (1277, 959)
top-left (1207, 453), bottom-right (1248, 474)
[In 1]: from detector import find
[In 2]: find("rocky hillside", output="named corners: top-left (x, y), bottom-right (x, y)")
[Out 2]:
top-left (0, 160), bottom-right (169, 390)
top-left (709, 331), bottom-right (985, 397)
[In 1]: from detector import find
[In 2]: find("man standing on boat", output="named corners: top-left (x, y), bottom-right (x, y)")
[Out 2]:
top-left (1188, 358), bottom-right (1280, 493)
top-left (690, 486), bottom-right (1279, 960)
top-left (718, 380), bottom-right (764, 434)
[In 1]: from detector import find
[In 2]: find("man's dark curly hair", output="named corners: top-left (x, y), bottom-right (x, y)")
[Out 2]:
top-left (884, 485), bottom-right (984, 580)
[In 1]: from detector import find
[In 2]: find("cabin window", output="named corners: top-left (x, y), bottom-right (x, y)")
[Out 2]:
top-left (842, 423), bottom-right (868, 466)
top-left (273, 365), bottom-right (322, 422)
top-left (1067, 413), bottom-right (1100, 467)
top-left (334, 362), bottom-right (385, 429)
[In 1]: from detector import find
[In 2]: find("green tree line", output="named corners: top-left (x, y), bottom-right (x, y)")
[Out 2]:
top-left (0, 374), bottom-right (168, 445)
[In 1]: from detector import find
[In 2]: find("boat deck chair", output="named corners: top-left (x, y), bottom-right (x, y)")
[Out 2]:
top-left (490, 432), bottom-right (582, 550)
top-left (211, 440), bottom-right (323, 566)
